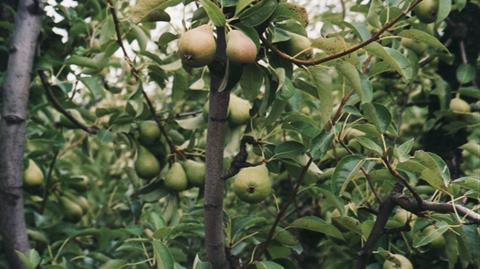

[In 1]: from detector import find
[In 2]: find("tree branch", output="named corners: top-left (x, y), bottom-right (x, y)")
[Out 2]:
top-left (106, 0), bottom-right (181, 157)
top-left (254, 156), bottom-right (314, 261)
top-left (261, 0), bottom-right (423, 66)
top-left (221, 135), bottom-right (262, 180)
top-left (0, 0), bottom-right (42, 268)
top-left (38, 71), bottom-right (98, 134)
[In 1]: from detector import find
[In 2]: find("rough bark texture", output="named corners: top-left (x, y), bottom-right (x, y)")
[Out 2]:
top-left (0, 0), bottom-right (42, 268)
top-left (204, 27), bottom-right (230, 269)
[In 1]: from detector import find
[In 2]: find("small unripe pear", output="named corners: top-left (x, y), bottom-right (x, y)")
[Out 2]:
top-left (23, 159), bottom-right (44, 187)
top-left (60, 196), bottom-right (84, 222)
top-left (414, 0), bottom-right (438, 24)
top-left (226, 30), bottom-right (257, 64)
top-left (139, 121), bottom-right (161, 145)
top-left (183, 159), bottom-right (206, 187)
top-left (383, 254), bottom-right (413, 269)
top-left (287, 32), bottom-right (312, 59)
top-left (178, 25), bottom-right (216, 67)
top-left (164, 162), bottom-right (188, 191)
top-left (233, 165), bottom-right (272, 203)
top-left (135, 146), bottom-right (161, 179)
top-left (449, 97), bottom-right (470, 113)
top-left (228, 94), bottom-right (252, 125)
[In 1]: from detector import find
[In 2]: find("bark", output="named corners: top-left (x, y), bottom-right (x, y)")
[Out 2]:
top-left (0, 0), bottom-right (42, 268)
top-left (204, 27), bottom-right (230, 269)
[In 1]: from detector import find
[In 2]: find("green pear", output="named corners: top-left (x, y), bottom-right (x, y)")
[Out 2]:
top-left (401, 38), bottom-right (428, 55)
top-left (60, 196), bottom-right (84, 222)
top-left (449, 97), bottom-right (470, 113)
top-left (23, 159), bottom-right (44, 187)
top-left (183, 159), bottom-right (206, 187)
top-left (424, 225), bottom-right (445, 248)
top-left (286, 32), bottom-right (312, 59)
top-left (414, 0), bottom-right (438, 24)
top-left (135, 146), bottom-right (161, 179)
top-left (383, 254), bottom-right (413, 269)
top-left (228, 94), bottom-right (252, 126)
top-left (226, 30), bottom-right (257, 64)
top-left (178, 25), bottom-right (216, 67)
top-left (138, 120), bottom-right (161, 145)
top-left (164, 162), bottom-right (188, 191)
top-left (233, 165), bottom-right (272, 203)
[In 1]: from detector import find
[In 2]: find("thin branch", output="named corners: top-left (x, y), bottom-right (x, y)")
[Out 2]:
top-left (262, 0), bottom-right (423, 66)
top-left (254, 156), bottom-right (314, 261)
top-left (221, 136), bottom-right (262, 180)
top-left (324, 91), bottom-right (354, 131)
top-left (41, 150), bottom-right (59, 213)
top-left (106, 0), bottom-right (181, 156)
top-left (393, 194), bottom-right (480, 223)
top-left (383, 157), bottom-right (423, 206)
top-left (38, 71), bottom-right (98, 134)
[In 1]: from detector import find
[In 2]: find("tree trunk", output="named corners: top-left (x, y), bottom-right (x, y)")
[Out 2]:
top-left (0, 0), bottom-right (42, 268)
top-left (204, 27), bottom-right (231, 269)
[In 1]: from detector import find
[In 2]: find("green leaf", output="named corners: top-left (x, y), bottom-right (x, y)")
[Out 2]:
top-left (15, 249), bottom-right (41, 269)
top-left (331, 155), bottom-right (363, 193)
top-left (99, 259), bottom-right (128, 269)
top-left (311, 131), bottom-right (335, 160)
top-left (239, 0), bottom-right (277, 27)
top-left (199, 0), bottom-right (226, 26)
top-left (290, 216), bottom-right (344, 240)
top-left (176, 114), bottom-right (206, 130)
top-left (364, 42), bottom-right (413, 79)
top-left (361, 103), bottom-right (391, 133)
top-left (436, 0), bottom-right (452, 22)
top-left (394, 138), bottom-right (415, 162)
top-left (235, 0), bottom-right (255, 15)
top-left (152, 240), bottom-right (174, 269)
top-left (274, 141), bottom-right (305, 163)
top-left (255, 261), bottom-right (284, 269)
top-left (456, 64), bottom-right (476, 84)
top-left (240, 64), bottom-right (264, 100)
top-left (413, 222), bottom-right (449, 248)
top-left (415, 150), bottom-right (451, 189)
top-left (130, 0), bottom-right (181, 23)
top-left (356, 136), bottom-right (383, 155)
top-left (398, 29), bottom-right (449, 52)
top-left (445, 231), bottom-right (459, 269)
top-left (336, 61), bottom-right (371, 104)
top-left (451, 176), bottom-right (480, 194)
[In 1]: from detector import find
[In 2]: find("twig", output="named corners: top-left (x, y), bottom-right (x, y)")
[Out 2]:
top-left (382, 157), bottom-right (423, 207)
top-left (324, 91), bottom-right (354, 131)
top-left (38, 71), bottom-right (98, 134)
top-left (261, 0), bottom-right (423, 66)
top-left (41, 150), bottom-right (59, 213)
top-left (221, 136), bottom-right (262, 180)
top-left (253, 156), bottom-right (314, 261)
top-left (106, 0), bottom-right (181, 156)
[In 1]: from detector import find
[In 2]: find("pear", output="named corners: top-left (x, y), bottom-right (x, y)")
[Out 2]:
top-left (164, 162), bottom-right (188, 191)
top-left (178, 25), bottom-right (216, 67)
top-left (23, 159), bottom-right (44, 187)
top-left (383, 254), bottom-right (413, 269)
top-left (228, 94), bottom-right (252, 126)
top-left (449, 97), bottom-right (470, 113)
top-left (226, 30), bottom-right (257, 64)
top-left (60, 196), bottom-right (84, 222)
top-left (138, 120), bottom-right (161, 145)
top-left (401, 38), bottom-right (428, 55)
top-left (183, 159), bottom-right (206, 187)
top-left (424, 225), bottom-right (445, 248)
top-left (135, 146), bottom-right (161, 179)
top-left (232, 165), bottom-right (272, 203)
top-left (414, 0), bottom-right (438, 24)
top-left (286, 32), bottom-right (312, 59)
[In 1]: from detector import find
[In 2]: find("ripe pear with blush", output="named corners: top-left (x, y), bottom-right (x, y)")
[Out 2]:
top-left (226, 30), bottom-right (257, 64)
top-left (178, 25), bottom-right (216, 67)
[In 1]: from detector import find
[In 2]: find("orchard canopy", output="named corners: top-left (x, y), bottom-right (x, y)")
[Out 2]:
top-left (1, 0), bottom-right (480, 269)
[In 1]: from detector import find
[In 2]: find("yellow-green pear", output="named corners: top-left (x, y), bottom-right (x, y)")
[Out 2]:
top-left (164, 162), bottom-right (188, 191)
top-left (135, 146), bottom-right (161, 179)
top-left (226, 30), bottom-right (257, 64)
top-left (449, 97), bottom-right (471, 113)
top-left (424, 225), bottom-right (445, 248)
top-left (178, 25), bottom-right (216, 67)
top-left (183, 159), bottom-right (206, 187)
top-left (228, 94), bottom-right (252, 126)
top-left (60, 196), bottom-right (84, 222)
top-left (383, 254), bottom-right (413, 269)
top-left (139, 120), bottom-right (161, 145)
top-left (286, 32), bottom-right (312, 59)
top-left (401, 38), bottom-right (428, 55)
top-left (414, 0), bottom-right (438, 24)
top-left (233, 165), bottom-right (271, 203)
top-left (23, 159), bottom-right (44, 187)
